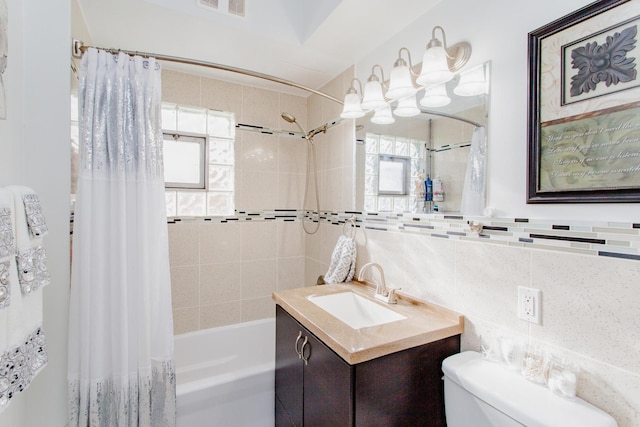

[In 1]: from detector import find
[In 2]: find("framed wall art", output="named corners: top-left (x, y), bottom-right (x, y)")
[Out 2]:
top-left (528, 0), bottom-right (640, 203)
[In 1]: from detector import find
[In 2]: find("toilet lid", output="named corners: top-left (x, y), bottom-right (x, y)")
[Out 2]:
top-left (442, 352), bottom-right (617, 427)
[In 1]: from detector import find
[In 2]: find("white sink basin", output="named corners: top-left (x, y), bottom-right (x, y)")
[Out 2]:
top-left (307, 292), bottom-right (406, 329)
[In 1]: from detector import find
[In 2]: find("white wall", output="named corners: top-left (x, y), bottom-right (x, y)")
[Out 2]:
top-left (357, 0), bottom-right (640, 222)
top-left (0, 0), bottom-right (70, 426)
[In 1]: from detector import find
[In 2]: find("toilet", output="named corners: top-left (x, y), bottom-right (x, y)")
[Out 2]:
top-left (442, 351), bottom-right (618, 427)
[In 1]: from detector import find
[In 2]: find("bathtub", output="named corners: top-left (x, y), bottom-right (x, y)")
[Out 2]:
top-left (175, 318), bottom-right (275, 427)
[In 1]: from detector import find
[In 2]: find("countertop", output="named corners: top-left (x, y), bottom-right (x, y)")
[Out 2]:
top-left (272, 282), bottom-right (464, 365)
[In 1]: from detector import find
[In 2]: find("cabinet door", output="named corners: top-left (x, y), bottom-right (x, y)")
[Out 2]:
top-left (302, 330), bottom-right (353, 427)
top-left (276, 306), bottom-right (304, 426)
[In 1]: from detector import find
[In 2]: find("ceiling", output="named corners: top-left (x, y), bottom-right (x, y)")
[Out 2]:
top-left (75, 0), bottom-right (442, 96)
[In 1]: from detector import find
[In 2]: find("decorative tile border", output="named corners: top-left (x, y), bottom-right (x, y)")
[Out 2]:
top-left (168, 210), bottom-right (640, 261)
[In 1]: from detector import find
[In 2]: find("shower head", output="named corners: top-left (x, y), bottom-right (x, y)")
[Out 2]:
top-left (281, 111), bottom-right (308, 137)
top-left (281, 112), bottom-right (297, 124)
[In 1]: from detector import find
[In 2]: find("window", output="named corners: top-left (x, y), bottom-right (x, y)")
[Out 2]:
top-left (162, 103), bottom-right (235, 217)
top-left (364, 134), bottom-right (425, 212)
top-left (378, 156), bottom-right (409, 195)
top-left (163, 133), bottom-right (206, 189)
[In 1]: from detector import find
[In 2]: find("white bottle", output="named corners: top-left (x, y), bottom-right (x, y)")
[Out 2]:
top-left (433, 175), bottom-right (444, 202)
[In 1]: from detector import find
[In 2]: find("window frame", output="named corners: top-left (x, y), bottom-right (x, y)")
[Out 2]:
top-left (163, 131), bottom-right (208, 190)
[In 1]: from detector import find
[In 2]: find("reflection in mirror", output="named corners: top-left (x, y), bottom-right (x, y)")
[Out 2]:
top-left (355, 62), bottom-right (489, 214)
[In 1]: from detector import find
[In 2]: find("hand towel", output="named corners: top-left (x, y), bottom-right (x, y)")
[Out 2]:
top-left (6, 186), bottom-right (50, 295)
top-left (0, 186), bottom-right (48, 413)
top-left (0, 189), bottom-right (15, 310)
top-left (323, 235), bottom-right (357, 284)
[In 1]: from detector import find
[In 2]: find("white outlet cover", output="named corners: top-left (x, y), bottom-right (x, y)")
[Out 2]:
top-left (518, 286), bottom-right (541, 324)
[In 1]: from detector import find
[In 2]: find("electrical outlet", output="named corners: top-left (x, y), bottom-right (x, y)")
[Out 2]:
top-left (517, 286), bottom-right (541, 324)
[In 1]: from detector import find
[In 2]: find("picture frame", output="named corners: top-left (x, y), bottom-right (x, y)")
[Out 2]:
top-left (527, 0), bottom-right (640, 203)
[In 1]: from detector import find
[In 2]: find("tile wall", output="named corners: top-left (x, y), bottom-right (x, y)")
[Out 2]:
top-left (163, 70), bottom-right (309, 333)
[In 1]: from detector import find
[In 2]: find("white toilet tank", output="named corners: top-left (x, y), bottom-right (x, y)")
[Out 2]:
top-left (442, 351), bottom-right (618, 427)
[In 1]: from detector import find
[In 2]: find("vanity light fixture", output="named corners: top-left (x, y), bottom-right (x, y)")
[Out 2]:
top-left (393, 94), bottom-right (420, 117)
top-left (340, 26), bottom-right (472, 123)
top-left (420, 83), bottom-right (451, 108)
top-left (371, 105), bottom-right (395, 124)
top-left (417, 26), bottom-right (472, 86)
top-left (454, 64), bottom-right (487, 96)
top-left (361, 65), bottom-right (388, 111)
top-left (340, 78), bottom-right (366, 119)
top-left (386, 48), bottom-right (418, 100)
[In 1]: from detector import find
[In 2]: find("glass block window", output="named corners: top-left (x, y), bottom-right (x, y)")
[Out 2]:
top-left (364, 133), bottom-right (425, 213)
top-left (162, 103), bottom-right (235, 217)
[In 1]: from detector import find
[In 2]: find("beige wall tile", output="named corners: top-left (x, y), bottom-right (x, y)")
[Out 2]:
top-left (170, 265), bottom-right (199, 309)
top-left (162, 70), bottom-right (200, 106)
top-left (277, 172), bottom-right (305, 210)
top-left (239, 132), bottom-right (278, 173)
top-left (454, 241), bottom-right (530, 333)
top-left (242, 296), bottom-right (275, 322)
top-left (277, 257), bottom-right (306, 290)
top-left (239, 170), bottom-right (278, 210)
top-left (404, 234), bottom-right (456, 306)
top-left (200, 301), bottom-right (242, 329)
top-left (277, 135), bottom-right (307, 175)
top-left (276, 221), bottom-right (305, 258)
top-left (241, 221), bottom-right (277, 261)
top-left (530, 251), bottom-right (640, 373)
top-left (355, 228), bottom-right (406, 290)
top-left (200, 262), bottom-right (242, 305)
top-left (200, 77), bottom-right (242, 113)
top-left (241, 86), bottom-right (279, 129)
top-left (305, 257), bottom-right (325, 286)
top-left (173, 307), bottom-right (200, 335)
top-left (199, 221), bottom-right (242, 264)
top-left (242, 259), bottom-right (277, 299)
top-left (168, 222), bottom-right (200, 266)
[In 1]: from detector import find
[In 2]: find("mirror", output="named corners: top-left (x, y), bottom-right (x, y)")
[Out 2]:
top-left (355, 62), bottom-right (489, 214)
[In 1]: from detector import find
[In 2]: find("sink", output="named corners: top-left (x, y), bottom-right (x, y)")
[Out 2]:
top-left (307, 292), bottom-right (406, 329)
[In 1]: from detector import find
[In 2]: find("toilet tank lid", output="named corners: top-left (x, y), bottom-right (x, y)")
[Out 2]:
top-left (442, 351), bottom-right (618, 427)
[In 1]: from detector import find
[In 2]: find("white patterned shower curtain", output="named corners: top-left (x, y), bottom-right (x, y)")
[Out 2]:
top-left (68, 48), bottom-right (175, 426)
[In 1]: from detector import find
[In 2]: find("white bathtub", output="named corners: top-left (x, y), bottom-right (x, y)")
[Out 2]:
top-left (175, 318), bottom-right (275, 427)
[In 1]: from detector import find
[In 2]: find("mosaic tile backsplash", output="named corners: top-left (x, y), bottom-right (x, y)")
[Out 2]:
top-left (169, 209), bottom-right (640, 261)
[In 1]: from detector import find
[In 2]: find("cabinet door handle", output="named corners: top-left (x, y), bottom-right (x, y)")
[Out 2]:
top-left (301, 338), bottom-right (310, 366)
top-left (295, 331), bottom-right (304, 358)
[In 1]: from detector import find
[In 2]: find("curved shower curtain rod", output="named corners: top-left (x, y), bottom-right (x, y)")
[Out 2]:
top-left (71, 39), bottom-right (483, 128)
top-left (71, 39), bottom-right (343, 105)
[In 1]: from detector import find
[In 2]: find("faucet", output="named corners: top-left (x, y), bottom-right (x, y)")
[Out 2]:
top-left (357, 262), bottom-right (399, 304)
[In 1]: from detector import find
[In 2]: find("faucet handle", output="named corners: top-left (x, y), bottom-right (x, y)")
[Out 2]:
top-left (387, 287), bottom-right (401, 304)
top-left (375, 287), bottom-right (401, 304)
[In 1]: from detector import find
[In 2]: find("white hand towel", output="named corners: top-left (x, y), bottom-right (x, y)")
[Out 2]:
top-left (6, 186), bottom-right (50, 295)
top-left (324, 235), bottom-right (357, 284)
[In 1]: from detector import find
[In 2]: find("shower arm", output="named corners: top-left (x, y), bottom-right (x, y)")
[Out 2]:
top-left (71, 39), bottom-right (344, 106)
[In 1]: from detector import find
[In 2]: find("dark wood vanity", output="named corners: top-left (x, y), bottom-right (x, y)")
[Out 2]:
top-left (273, 283), bottom-right (464, 427)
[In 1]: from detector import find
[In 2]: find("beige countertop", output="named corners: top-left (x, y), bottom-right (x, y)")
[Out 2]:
top-left (272, 282), bottom-right (464, 365)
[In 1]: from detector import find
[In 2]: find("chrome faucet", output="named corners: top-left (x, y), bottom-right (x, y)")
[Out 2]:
top-left (357, 262), bottom-right (399, 304)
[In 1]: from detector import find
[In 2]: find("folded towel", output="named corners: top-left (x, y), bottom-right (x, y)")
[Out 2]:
top-left (6, 186), bottom-right (50, 295)
top-left (324, 235), bottom-right (356, 284)
top-left (0, 190), bottom-right (14, 310)
top-left (0, 187), bottom-right (48, 413)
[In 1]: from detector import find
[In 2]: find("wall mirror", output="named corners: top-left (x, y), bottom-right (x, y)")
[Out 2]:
top-left (355, 61), bottom-right (490, 214)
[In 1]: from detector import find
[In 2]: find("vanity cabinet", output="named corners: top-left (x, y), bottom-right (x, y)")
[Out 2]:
top-left (275, 305), bottom-right (460, 427)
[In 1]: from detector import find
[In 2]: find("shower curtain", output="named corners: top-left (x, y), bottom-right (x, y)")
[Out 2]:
top-left (460, 126), bottom-right (487, 216)
top-left (68, 48), bottom-right (175, 426)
